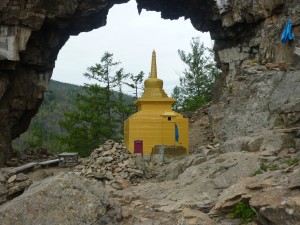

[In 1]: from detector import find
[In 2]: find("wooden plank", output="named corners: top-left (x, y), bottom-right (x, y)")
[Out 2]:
top-left (273, 127), bottom-right (300, 134)
top-left (13, 162), bottom-right (37, 173)
top-left (39, 159), bottom-right (59, 166)
top-left (58, 152), bottom-right (78, 157)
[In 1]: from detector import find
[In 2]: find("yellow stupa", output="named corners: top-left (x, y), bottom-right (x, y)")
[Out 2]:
top-left (124, 50), bottom-right (189, 155)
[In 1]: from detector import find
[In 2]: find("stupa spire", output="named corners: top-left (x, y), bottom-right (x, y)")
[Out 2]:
top-left (138, 50), bottom-right (171, 99)
top-left (150, 50), bottom-right (157, 78)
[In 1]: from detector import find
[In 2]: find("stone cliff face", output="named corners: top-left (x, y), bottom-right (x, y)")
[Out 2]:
top-left (0, 0), bottom-right (128, 166)
top-left (0, 0), bottom-right (299, 166)
top-left (207, 0), bottom-right (300, 153)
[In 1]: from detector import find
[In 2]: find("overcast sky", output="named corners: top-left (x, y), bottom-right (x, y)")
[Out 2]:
top-left (52, 0), bottom-right (212, 96)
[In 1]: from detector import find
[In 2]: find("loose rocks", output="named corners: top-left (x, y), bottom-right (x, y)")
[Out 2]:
top-left (0, 168), bottom-right (32, 205)
top-left (73, 140), bottom-right (152, 189)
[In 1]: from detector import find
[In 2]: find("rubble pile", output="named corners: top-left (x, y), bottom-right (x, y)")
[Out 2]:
top-left (73, 140), bottom-right (152, 189)
top-left (189, 102), bottom-right (212, 124)
top-left (0, 168), bottom-right (32, 205)
top-left (189, 102), bottom-right (215, 153)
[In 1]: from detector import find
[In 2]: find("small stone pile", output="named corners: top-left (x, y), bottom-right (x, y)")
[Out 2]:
top-left (73, 140), bottom-right (152, 189)
top-left (189, 102), bottom-right (216, 153)
top-left (0, 168), bottom-right (32, 205)
top-left (7, 147), bottom-right (57, 166)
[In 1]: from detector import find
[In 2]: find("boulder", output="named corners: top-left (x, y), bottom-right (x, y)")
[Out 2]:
top-left (210, 162), bottom-right (300, 225)
top-left (288, 168), bottom-right (300, 189)
top-left (0, 172), bottom-right (109, 225)
top-left (156, 154), bottom-right (207, 182)
top-left (251, 189), bottom-right (300, 225)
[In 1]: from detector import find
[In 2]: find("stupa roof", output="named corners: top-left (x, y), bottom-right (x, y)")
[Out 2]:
top-left (136, 51), bottom-right (175, 104)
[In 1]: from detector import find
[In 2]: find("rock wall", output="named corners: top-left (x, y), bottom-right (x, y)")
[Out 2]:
top-left (138, 0), bottom-right (300, 152)
top-left (0, 0), bottom-right (128, 166)
top-left (0, 0), bottom-right (300, 166)
top-left (208, 0), bottom-right (300, 152)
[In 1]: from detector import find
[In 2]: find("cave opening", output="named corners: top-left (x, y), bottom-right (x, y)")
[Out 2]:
top-left (11, 0), bottom-right (212, 156)
top-left (52, 0), bottom-right (212, 96)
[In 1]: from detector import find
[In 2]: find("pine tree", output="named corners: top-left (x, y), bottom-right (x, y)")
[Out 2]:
top-left (129, 71), bottom-right (144, 99)
top-left (59, 52), bottom-right (134, 156)
top-left (172, 37), bottom-right (219, 112)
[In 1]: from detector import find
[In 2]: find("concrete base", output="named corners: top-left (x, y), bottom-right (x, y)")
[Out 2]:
top-left (151, 145), bottom-right (187, 155)
top-left (149, 145), bottom-right (187, 164)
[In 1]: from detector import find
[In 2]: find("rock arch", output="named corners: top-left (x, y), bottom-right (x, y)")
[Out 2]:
top-left (0, 0), bottom-right (299, 166)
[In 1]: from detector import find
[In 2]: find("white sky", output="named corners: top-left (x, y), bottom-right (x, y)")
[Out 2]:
top-left (52, 0), bottom-right (212, 96)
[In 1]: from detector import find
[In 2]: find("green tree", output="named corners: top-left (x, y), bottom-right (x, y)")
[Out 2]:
top-left (59, 52), bottom-right (132, 156)
top-left (29, 121), bottom-right (43, 148)
top-left (172, 37), bottom-right (219, 112)
top-left (115, 69), bottom-right (136, 133)
top-left (129, 71), bottom-right (145, 99)
top-left (171, 85), bottom-right (184, 112)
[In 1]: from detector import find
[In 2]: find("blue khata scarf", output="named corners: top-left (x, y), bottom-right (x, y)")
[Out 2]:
top-left (281, 19), bottom-right (294, 44)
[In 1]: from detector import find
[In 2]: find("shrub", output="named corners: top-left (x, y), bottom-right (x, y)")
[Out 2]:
top-left (282, 157), bottom-right (299, 166)
top-left (228, 201), bottom-right (256, 224)
top-left (251, 169), bottom-right (263, 177)
top-left (251, 162), bottom-right (279, 176)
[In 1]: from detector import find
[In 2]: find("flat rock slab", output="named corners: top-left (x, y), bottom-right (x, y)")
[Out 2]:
top-left (0, 172), bottom-right (108, 225)
top-left (114, 152), bottom-right (260, 213)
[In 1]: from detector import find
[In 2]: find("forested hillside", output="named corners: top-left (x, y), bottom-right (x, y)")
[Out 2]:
top-left (13, 80), bottom-right (83, 152)
top-left (13, 79), bottom-right (136, 153)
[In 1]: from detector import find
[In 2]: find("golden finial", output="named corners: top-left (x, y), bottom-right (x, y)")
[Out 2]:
top-left (150, 50), bottom-right (157, 78)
